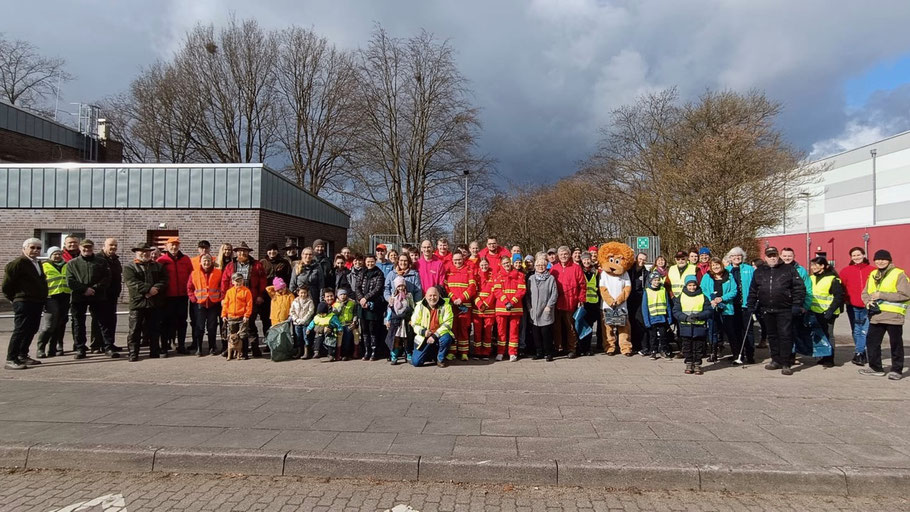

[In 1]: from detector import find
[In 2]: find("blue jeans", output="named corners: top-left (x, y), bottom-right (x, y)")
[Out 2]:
top-left (411, 333), bottom-right (454, 367)
top-left (293, 324), bottom-right (307, 349)
top-left (846, 305), bottom-right (868, 354)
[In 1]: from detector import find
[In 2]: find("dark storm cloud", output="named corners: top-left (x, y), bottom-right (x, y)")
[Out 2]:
top-left (4, 0), bottom-right (910, 181)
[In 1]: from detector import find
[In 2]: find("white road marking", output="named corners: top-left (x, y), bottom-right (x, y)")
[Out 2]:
top-left (50, 493), bottom-right (126, 512)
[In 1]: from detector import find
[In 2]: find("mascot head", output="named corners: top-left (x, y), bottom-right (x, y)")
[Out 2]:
top-left (598, 241), bottom-right (635, 276)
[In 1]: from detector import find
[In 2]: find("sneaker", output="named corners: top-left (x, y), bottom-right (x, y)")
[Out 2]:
top-left (851, 353), bottom-right (866, 366)
top-left (781, 366), bottom-right (793, 376)
top-left (887, 371), bottom-right (903, 381)
top-left (36, 351), bottom-right (47, 359)
top-left (406, 354), bottom-right (413, 364)
top-left (662, 351), bottom-right (673, 359)
top-left (20, 356), bottom-right (42, 365)
top-left (390, 354), bottom-right (398, 364)
top-left (106, 350), bottom-right (120, 359)
top-left (495, 354), bottom-right (503, 361)
top-left (859, 368), bottom-right (886, 377)
top-left (509, 355), bottom-right (518, 362)
top-left (460, 354), bottom-right (469, 362)
top-left (4, 360), bottom-right (27, 370)
top-left (436, 359), bottom-right (448, 368)
top-left (545, 355), bottom-right (554, 362)
top-left (684, 364), bottom-right (694, 375)
top-left (567, 351), bottom-right (577, 359)
top-left (481, 356), bottom-right (489, 361)
top-left (638, 350), bottom-right (649, 356)
top-left (694, 365), bottom-right (704, 375)
top-left (128, 355), bottom-right (139, 362)
top-left (445, 353), bottom-right (455, 361)
top-left (650, 353), bottom-right (659, 360)
top-left (764, 361), bottom-right (782, 370)
top-left (74, 351), bottom-right (87, 360)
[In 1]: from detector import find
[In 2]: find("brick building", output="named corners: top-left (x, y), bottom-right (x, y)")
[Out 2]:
top-left (0, 102), bottom-right (122, 164)
top-left (0, 163), bottom-right (349, 299)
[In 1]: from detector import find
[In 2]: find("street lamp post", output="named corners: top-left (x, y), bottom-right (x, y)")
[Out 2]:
top-left (799, 192), bottom-right (811, 263)
top-left (870, 149), bottom-right (877, 226)
top-left (463, 170), bottom-right (469, 245)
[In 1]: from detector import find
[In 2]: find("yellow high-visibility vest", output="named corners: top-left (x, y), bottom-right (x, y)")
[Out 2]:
top-left (809, 275), bottom-right (835, 314)
top-left (668, 264), bottom-right (696, 296)
top-left (679, 293), bottom-right (706, 325)
top-left (645, 288), bottom-right (667, 317)
top-left (866, 268), bottom-right (909, 316)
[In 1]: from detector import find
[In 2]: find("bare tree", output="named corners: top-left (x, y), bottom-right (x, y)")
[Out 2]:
top-left (274, 27), bottom-right (359, 195)
top-left (0, 35), bottom-right (72, 112)
top-left (341, 27), bottom-right (488, 241)
top-left (175, 17), bottom-right (279, 163)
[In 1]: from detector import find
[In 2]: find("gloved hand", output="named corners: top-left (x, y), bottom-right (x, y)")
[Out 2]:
top-left (791, 306), bottom-right (804, 316)
top-left (823, 310), bottom-right (834, 322)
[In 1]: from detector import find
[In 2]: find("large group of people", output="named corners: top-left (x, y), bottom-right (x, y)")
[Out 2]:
top-left (2, 234), bottom-right (907, 380)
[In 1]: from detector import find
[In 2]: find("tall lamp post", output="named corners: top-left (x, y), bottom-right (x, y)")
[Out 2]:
top-left (799, 192), bottom-right (811, 263)
top-left (463, 170), bottom-right (469, 245)
top-left (870, 149), bottom-right (877, 226)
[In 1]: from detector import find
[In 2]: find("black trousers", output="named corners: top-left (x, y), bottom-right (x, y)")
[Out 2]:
top-left (8, 301), bottom-right (44, 361)
top-left (531, 323), bottom-right (554, 357)
top-left (763, 310), bottom-right (794, 366)
top-left (71, 301), bottom-right (115, 353)
top-left (731, 307), bottom-right (755, 359)
top-left (37, 294), bottom-right (69, 355)
top-left (866, 323), bottom-right (904, 373)
top-left (193, 304), bottom-right (222, 353)
top-left (128, 308), bottom-right (161, 358)
top-left (628, 299), bottom-right (644, 352)
top-left (162, 296), bottom-right (189, 349)
top-left (90, 299), bottom-right (118, 350)
top-left (580, 302), bottom-right (601, 353)
top-left (645, 324), bottom-right (669, 354)
top-left (681, 335), bottom-right (707, 365)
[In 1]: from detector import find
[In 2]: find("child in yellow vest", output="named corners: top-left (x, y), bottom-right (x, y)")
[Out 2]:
top-left (307, 302), bottom-right (343, 362)
top-left (671, 275), bottom-right (713, 374)
top-left (333, 288), bottom-right (359, 361)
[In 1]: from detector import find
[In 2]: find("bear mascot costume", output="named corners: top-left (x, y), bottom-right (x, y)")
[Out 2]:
top-left (597, 241), bottom-right (636, 355)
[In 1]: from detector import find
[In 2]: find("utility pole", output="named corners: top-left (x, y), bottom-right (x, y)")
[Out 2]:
top-left (463, 170), bottom-right (469, 245)
top-left (870, 149), bottom-right (877, 226)
top-left (799, 192), bottom-right (811, 263)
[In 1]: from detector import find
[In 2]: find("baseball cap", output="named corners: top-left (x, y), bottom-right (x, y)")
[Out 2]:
top-left (765, 246), bottom-right (779, 256)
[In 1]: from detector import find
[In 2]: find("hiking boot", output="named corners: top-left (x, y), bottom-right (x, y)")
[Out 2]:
top-left (460, 354), bottom-right (469, 362)
top-left (764, 361), bottom-right (782, 370)
top-left (74, 351), bottom-right (87, 360)
top-left (851, 353), bottom-right (867, 366)
top-left (859, 368), bottom-right (886, 377)
top-left (509, 355), bottom-right (518, 362)
top-left (495, 354), bottom-right (503, 361)
top-left (445, 353), bottom-right (455, 361)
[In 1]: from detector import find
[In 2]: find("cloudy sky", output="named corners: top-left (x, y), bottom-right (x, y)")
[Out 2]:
top-left (5, 0), bottom-right (910, 183)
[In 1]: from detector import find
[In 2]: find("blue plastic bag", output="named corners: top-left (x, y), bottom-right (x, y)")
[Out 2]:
top-left (574, 307), bottom-right (592, 339)
top-left (793, 314), bottom-right (832, 357)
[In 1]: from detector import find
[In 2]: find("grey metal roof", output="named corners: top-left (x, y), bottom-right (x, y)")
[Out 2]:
top-left (0, 163), bottom-right (350, 229)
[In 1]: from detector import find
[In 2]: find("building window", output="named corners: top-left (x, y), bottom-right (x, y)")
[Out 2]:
top-left (35, 230), bottom-right (85, 251)
top-left (286, 236), bottom-right (301, 249)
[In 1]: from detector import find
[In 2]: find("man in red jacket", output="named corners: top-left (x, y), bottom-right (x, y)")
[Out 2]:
top-left (61, 235), bottom-right (81, 262)
top-left (157, 236), bottom-right (194, 354)
top-left (435, 238), bottom-right (455, 273)
top-left (445, 252), bottom-right (477, 361)
top-left (479, 237), bottom-right (511, 275)
top-left (220, 242), bottom-right (266, 356)
top-left (549, 245), bottom-right (586, 358)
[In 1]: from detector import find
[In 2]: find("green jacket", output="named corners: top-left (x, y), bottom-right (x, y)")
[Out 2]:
top-left (123, 260), bottom-right (168, 310)
top-left (2, 256), bottom-right (48, 303)
top-left (67, 255), bottom-right (111, 303)
top-left (43, 261), bottom-right (71, 296)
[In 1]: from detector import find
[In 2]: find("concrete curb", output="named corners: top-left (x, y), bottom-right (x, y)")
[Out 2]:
top-left (419, 457), bottom-right (557, 486)
top-left (2, 441), bottom-right (907, 496)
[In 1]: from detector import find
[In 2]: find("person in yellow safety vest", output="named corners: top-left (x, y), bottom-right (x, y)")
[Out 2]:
top-left (641, 271), bottom-right (673, 359)
top-left (580, 253), bottom-right (601, 356)
top-left (666, 250), bottom-right (697, 300)
top-left (671, 275), bottom-right (713, 375)
top-left (307, 302), bottom-right (344, 361)
top-left (410, 286), bottom-right (454, 368)
top-left (36, 246), bottom-right (71, 358)
top-left (808, 257), bottom-right (844, 368)
top-left (860, 249), bottom-right (910, 380)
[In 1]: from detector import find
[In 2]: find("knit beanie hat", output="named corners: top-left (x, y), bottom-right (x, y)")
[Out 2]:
top-left (873, 249), bottom-right (892, 262)
top-left (684, 274), bottom-right (698, 285)
top-left (698, 247), bottom-right (711, 255)
top-left (272, 277), bottom-right (286, 290)
top-left (46, 246), bottom-right (62, 257)
top-left (393, 276), bottom-right (406, 289)
top-left (317, 302), bottom-right (329, 315)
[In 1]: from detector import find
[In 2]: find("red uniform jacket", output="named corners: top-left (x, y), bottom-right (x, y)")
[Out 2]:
top-left (445, 264), bottom-right (477, 306)
top-left (157, 251), bottom-right (194, 298)
top-left (549, 261), bottom-right (586, 311)
top-left (473, 269), bottom-right (496, 316)
top-left (220, 259), bottom-right (266, 298)
top-left (479, 246), bottom-right (511, 274)
top-left (494, 268), bottom-right (526, 316)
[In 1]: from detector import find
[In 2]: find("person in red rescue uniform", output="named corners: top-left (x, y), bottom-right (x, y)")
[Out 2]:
top-left (472, 258), bottom-right (496, 360)
top-left (493, 255), bottom-right (527, 361)
top-left (549, 245), bottom-right (586, 358)
top-left (479, 236), bottom-right (511, 275)
top-left (435, 238), bottom-right (456, 273)
top-left (187, 253), bottom-right (222, 356)
top-left (444, 252), bottom-right (477, 361)
top-left (157, 236), bottom-right (194, 354)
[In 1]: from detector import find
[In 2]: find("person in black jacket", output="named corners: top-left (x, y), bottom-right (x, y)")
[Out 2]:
top-left (746, 246), bottom-right (806, 375)
top-left (628, 252), bottom-right (649, 354)
top-left (3, 238), bottom-right (48, 369)
top-left (808, 257), bottom-right (844, 368)
top-left (67, 240), bottom-right (118, 360)
top-left (91, 238), bottom-right (123, 353)
top-left (356, 254), bottom-right (386, 361)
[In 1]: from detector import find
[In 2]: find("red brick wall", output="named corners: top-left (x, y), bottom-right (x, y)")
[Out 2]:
top-left (0, 129), bottom-right (123, 163)
top-left (0, 208), bottom-right (348, 302)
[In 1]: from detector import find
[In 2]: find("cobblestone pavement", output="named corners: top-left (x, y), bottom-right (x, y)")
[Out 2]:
top-left (1, 469), bottom-right (902, 512)
top-left (1, 319), bottom-right (908, 472)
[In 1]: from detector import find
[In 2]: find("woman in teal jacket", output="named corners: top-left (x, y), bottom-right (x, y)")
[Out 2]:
top-left (726, 247), bottom-right (756, 364)
top-left (701, 257), bottom-right (737, 362)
